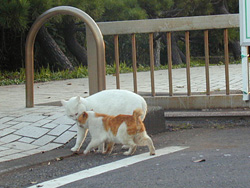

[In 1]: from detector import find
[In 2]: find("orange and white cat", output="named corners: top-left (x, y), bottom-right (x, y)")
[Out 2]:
top-left (78, 108), bottom-right (155, 156)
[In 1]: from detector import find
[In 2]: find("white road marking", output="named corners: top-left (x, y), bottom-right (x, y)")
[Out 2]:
top-left (28, 146), bottom-right (188, 188)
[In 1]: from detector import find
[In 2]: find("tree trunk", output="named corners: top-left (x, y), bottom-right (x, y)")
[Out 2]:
top-left (154, 33), bottom-right (161, 67)
top-left (37, 26), bottom-right (73, 70)
top-left (213, 0), bottom-right (241, 60)
top-left (63, 20), bottom-right (88, 66)
top-left (229, 40), bottom-right (241, 60)
top-left (171, 33), bottom-right (184, 65)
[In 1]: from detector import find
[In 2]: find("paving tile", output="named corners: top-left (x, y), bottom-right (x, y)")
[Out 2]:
top-left (32, 135), bottom-right (56, 146)
top-left (0, 157), bottom-right (10, 163)
top-left (10, 122), bottom-right (31, 129)
top-left (0, 146), bottom-right (8, 151)
top-left (22, 148), bottom-right (43, 155)
top-left (0, 123), bottom-right (14, 130)
top-left (46, 113), bottom-right (64, 120)
top-left (0, 134), bottom-right (22, 143)
top-left (39, 143), bottom-right (62, 151)
top-left (51, 116), bottom-right (75, 125)
top-left (69, 124), bottom-right (77, 132)
top-left (3, 142), bottom-right (38, 151)
top-left (14, 115), bottom-right (46, 122)
top-left (0, 117), bottom-right (15, 124)
top-left (15, 126), bottom-right (50, 138)
top-left (48, 124), bottom-right (70, 136)
top-left (4, 153), bottom-right (28, 160)
top-left (0, 128), bottom-right (16, 137)
top-left (18, 137), bottom-right (35, 144)
top-left (42, 123), bottom-right (59, 129)
top-left (34, 119), bottom-right (52, 127)
top-left (4, 121), bottom-right (19, 125)
top-left (53, 131), bottom-right (76, 144)
top-left (0, 149), bottom-right (22, 156)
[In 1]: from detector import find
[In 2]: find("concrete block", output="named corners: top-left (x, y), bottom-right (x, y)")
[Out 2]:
top-left (15, 126), bottom-right (49, 138)
top-left (3, 141), bottom-right (38, 151)
top-left (39, 143), bottom-right (61, 151)
top-left (0, 128), bottom-right (16, 137)
top-left (48, 124), bottom-right (70, 136)
top-left (18, 137), bottom-right (35, 144)
top-left (51, 116), bottom-right (75, 125)
top-left (32, 135), bottom-right (56, 146)
top-left (0, 134), bottom-right (21, 143)
top-left (15, 115), bottom-right (46, 123)
top-left (144, 106), bottom-right (166, 135)
top-left (53, 131), bottom-right (76, 144)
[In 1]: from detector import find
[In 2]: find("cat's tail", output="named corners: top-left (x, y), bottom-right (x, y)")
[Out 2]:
top-left (133, 108), bottom-right (144, 130)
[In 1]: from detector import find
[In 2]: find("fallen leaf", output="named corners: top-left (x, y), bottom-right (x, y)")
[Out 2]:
top-left (56, 157), bottom-right (63, 161)
top-left (193, 159), bottom-right (206, 163)
top-left (67, 83), bottom-right (72, 85)
top-left (176, 85), bottom-right (184, 88)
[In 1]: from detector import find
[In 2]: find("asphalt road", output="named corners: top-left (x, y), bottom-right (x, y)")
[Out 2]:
top-left (0, 126), bottom-right (250, 188)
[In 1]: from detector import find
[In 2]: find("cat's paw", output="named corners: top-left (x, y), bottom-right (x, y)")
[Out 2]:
top-left (121, 145), bottom-right (130, 150)
top-left (71, 146), bottom-right (79, 152)
top-left (150, 152), bottom-right (156, 156)
top-left (123, 151), bottom-right (132, 156)
top-left (96, 149), bottom-right (103, 153)
top-left (83, 150), bottom-right (89, 155)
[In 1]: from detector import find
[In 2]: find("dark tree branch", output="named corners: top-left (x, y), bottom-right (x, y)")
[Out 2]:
top-left (63, 20), bottom-right (88, 66)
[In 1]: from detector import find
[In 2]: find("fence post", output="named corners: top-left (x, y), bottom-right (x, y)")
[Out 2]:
top-left (241, 46), bottom-right (249, 101)
top-left (86, 26), bottom-right (100, 95)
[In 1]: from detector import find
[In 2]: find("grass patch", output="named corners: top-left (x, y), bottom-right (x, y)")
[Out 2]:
top-left (0, 59), bottom-right (241, 86)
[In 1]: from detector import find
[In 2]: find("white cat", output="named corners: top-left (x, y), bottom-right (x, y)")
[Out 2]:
top-left (61, 89), bottom-right (147, 152)
top-left (78, 108), bottom-right (155, 156)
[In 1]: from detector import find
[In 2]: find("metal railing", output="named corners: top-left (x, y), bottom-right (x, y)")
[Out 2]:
top-left (25, 6), bottom-right (106, 107)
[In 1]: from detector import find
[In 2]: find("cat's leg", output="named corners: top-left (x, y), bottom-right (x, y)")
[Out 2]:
top-left (83, 139), bottom-right (103, 155)
top-left (123, 139), bottom-right (137, 155)
top-left (97, 143), bottom-right (105, 153)
top-left (134, 132), bottom-right (155, 156)
top-left (123, 145), bottom-right (137, 155)
top-left (71, 124), bottom-right (88, 152)
top-left (104, 142), bottom-right (115, 155)
top-left (121, 145), bottom-right (130, 150)
top-left (145, 137), bottom-right (155, 155)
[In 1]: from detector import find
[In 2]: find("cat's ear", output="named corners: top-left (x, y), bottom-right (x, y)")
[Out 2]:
top-left (79, 112), bottom-right (88, 123)
top-left (61, 99), bottom-right (67, 106)
top-left (82, 112), bottom-right (87, 117)
top-left (76, 96), bottom-right (81, 102)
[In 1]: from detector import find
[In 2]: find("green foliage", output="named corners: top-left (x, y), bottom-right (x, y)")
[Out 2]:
top-left (102, 0), bottom-right (147, 21)
top-left (138, 0), bottom-right (174, 18)
top-left (0, 0), bottom-right (30, 32)
top-left (61, 0), bottom-right (105, 21)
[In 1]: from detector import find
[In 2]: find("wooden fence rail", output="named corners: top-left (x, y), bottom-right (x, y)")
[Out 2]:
top-left (86, 14), bottom-right (244, 109)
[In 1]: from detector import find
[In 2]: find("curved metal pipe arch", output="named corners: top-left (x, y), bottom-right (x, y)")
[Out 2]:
top-left (25, 6), bottom-right (106, 107)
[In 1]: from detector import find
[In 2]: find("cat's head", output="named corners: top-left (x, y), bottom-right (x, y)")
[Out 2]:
top-left (78, 112), bottom-right (88, 125)
top-left (61, 96), bottom-right (87, 120)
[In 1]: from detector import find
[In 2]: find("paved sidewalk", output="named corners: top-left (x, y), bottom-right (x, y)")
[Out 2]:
top-left (0, 64), bottom-right (243, 162)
